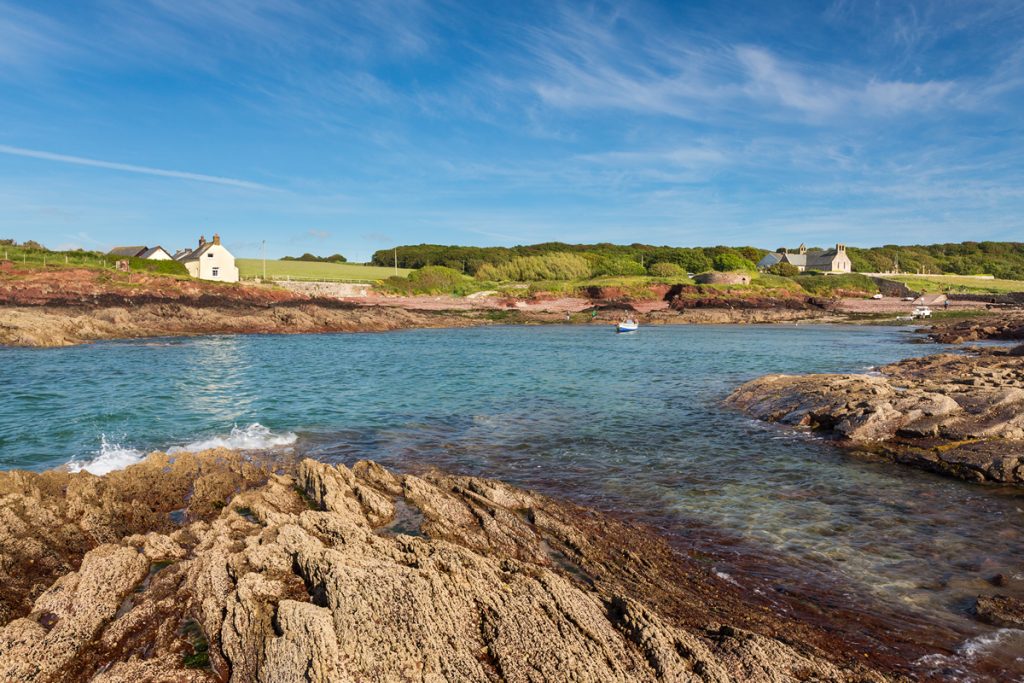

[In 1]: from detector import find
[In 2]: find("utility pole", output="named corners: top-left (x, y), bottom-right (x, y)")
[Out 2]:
top-left (394, 248), bottom-right (398, 275)
top-left (262, 240), bottom-right (267, 281)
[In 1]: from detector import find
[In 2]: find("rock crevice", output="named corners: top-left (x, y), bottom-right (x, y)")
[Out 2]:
top-left (0, 452), bottom-right (893, 681)
top-left (727, 348), bottom-right (1024, 484)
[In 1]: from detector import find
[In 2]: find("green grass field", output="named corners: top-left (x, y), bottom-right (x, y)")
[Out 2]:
top-left (886, 274), bottom-right (1024, 294)
top-left (236, 259), bottom-right (411, 282)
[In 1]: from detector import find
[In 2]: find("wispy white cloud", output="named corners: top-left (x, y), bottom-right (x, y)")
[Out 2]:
top-left (735, 46), bottom-right (953, 118)
top-left (0, 144), bottom-right (272, 190)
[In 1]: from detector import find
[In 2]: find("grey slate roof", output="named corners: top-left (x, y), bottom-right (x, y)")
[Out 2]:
top-left (138, 246), bottom-right (170, 259)
top-left (760, 247), bottom-right (842, 271)
top-left (177, 242), bottom-right (214, 263)
top-left (108, 246), bottom-right (147, 257)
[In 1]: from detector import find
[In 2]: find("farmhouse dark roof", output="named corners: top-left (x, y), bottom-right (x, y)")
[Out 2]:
top-left (177, 242), bottom-right (214, 262)
top-left (108, 246), bottom-right (147, 257)
top-left (138, 246), bottom-right (170, 259)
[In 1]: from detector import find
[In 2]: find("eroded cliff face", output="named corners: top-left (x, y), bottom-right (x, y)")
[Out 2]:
top-left (0, 450), bottom-right (893, 682)
top-left (727, 348), bottom-right (1024, 484)
top-left (0, 304), bottom-right (484, 347)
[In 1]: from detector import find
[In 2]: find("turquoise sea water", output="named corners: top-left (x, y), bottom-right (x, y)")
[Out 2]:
top-left (2, 324), bottom-right (1023, 678)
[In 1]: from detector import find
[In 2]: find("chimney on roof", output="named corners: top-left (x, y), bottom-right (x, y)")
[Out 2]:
top-left (198, 235), bottom-right (207, 248)
top-left (213, 233), bottom-right (221, 246)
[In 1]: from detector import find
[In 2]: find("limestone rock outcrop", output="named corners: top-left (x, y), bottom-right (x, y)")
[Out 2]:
top-left (0, 450), bottom-right (892, 682)
top-left (727, 348), bottom-right (1024, 484)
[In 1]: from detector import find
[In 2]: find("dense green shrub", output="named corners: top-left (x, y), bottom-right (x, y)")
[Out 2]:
top-left (380, 265), bottom-right (487, 296)
top-left (407, 266), bottom-right (465, 292)
top-left (476, 253), bottom-right (592, 281)
top-left (767, 262), bottom-right (800, 277)
top-left (591, 255), bottom-right (646, 277)
top-left (648, 262), bottom-right (686, 277)
top-left (126, 256), bottom-right (188, 276)
top-left (712, 253), bottom-right (757, 272)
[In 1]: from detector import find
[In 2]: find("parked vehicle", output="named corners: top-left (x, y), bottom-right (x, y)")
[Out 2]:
top-left (912, 306), bottom-right (932, 319)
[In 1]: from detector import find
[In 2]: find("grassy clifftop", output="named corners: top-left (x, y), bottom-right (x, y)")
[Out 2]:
top-left (236, 258), bottom-right (410, 282)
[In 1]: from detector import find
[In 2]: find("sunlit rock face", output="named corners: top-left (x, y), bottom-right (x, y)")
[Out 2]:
top-left (0, 451), bottom-right (889, 682)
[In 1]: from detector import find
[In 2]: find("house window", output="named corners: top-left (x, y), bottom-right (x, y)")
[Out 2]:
top-left (212, 267), bottom-right (219, 277)
top-left (208, 253), bottom-right (214, 257)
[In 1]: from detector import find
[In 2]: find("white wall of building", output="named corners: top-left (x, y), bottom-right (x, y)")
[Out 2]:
top-left (184, 243), bottom-right (239, 282)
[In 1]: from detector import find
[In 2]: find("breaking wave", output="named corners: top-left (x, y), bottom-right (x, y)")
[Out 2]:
top-left (915, 628), bottom-right (1024, 681)
top-left (67, 423), bottom-right (297, 476)
top-left (169, 423), bottom-right (298, 453)
top-left (66, 436), bottom-right (145, 476)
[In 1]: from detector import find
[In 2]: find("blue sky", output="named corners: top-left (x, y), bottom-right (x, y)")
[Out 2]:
top-left (1, 1), bottom-right (1022, 260)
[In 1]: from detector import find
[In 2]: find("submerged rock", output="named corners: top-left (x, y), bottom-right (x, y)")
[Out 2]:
top-left (0, 450), bottom-right (894, 682)
top-left (726, 348), bottom-right (1024, 484)
top-left (974, 595), bottom-right (1024, 628)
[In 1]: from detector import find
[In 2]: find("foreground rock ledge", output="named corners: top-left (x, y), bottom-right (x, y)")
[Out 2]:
top-left (0, 449), bottom-right (892, 682)
top-left (727, 347), bottom-right (1024, 484)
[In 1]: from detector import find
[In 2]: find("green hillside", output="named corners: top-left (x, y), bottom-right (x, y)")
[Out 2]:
top-left (236, 258), bottom-right (410, 282)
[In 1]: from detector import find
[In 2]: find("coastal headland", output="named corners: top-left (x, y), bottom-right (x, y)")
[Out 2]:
top-left (0, 449), bottom-right (901, 682)
top-left (0, 264), bottom-right (1001, 347)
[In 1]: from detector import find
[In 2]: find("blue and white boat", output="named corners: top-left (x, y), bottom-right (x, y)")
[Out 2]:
top-left (616, 319), bottom-right (639, 333)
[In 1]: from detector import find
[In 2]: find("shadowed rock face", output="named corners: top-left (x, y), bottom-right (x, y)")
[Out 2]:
top-left (926, 314), bottom-right (1024, 344)
top-left (726, 348), bottom-right (1024, 484)
top-left (0, 451), bottom-right (893, 682)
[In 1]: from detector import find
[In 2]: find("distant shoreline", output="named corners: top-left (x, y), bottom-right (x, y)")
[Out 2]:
top-left (0, 264), bottom-right (1007, 347)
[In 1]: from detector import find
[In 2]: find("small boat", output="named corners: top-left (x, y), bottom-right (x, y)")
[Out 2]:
top-left (616, 319), bottom-right (639, 333)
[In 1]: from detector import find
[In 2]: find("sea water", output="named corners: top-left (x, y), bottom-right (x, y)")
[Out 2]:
top-left (2, 324), bottom-right (1022, 679)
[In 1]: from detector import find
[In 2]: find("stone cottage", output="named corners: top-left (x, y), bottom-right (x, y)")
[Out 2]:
top-left (757, 243), bottom-right (852, 273)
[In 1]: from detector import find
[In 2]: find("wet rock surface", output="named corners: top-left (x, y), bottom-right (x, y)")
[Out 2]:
top-left (0, 450), bottom-right (898, 682)
top-left (926, 313), bottom-right (1024, 344)
top-left (727, 347), bottom-right (1024, 484)
top-left (974, 595), bottom-right (1024, 628)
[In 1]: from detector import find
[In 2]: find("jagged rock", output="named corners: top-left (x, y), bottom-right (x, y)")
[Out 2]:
top-left (727, 348), bottom-right (1024, 484)
top-left (0, 452), bottom-right (896, 682)
top-left (974, 595), bottom-right (1024, 628)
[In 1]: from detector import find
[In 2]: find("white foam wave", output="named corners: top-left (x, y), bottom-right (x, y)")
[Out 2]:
top-left (66, 424), bottom-right (297, 476)
top-left (168, 423), bottom-right (298, 454)
top-left (67, 436), bottom-right (145, 476)
top-left (915, 628), bottom-right (1024, 680)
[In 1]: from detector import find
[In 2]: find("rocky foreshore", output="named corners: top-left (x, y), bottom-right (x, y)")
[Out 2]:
top-left (0, 303), bottom-right (487, 347)
top-left (727, 346), bottom-right (1024, 484)
top-left (925, 312), bottom-right (1024, 344)
top-left (0, 449), bottom-right (901, 682)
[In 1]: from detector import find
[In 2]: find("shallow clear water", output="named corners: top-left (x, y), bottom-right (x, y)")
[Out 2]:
top-left (2, 324), bottom-right (1023, 679)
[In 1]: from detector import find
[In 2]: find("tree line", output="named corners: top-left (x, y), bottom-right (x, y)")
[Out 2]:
top-left (371, 243), bottom-right (766, 277)
top-left (372, 241), bottom-right (1024, 280)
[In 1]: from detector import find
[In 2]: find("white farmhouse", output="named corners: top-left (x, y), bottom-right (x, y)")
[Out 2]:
top-left (175, 234), bottom-right (239, 283)
top-left (138, 246), bottom-right (174, 260)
